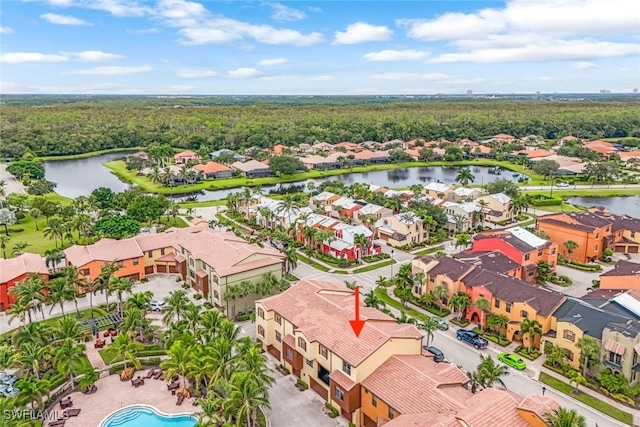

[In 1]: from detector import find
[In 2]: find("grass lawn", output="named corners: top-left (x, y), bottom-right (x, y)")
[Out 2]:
top-left (353, 259), bottom-right (396, 273)
top-left (297, 253), bottom-right (330, 272)
top-left (99, 342), bottom-right (161, 365)
top-left (525, 188), bottom-right (640, 198)
top-left (37, 147), bottom-right (146, 161)
top-left (533, 203), bottom-right (586, 214)
top-left (414, 245), bottom-right (444, 256)
top-left (5, 214), bottom-right (58, 256)
top-left (374, 287), bottom-right (431, 323)
top-left (104, 159), bottom-right (540, 195)
top-left (539, 372), bottom-right (633, 425)
top-left (178, 199), bottom-right (226, 209)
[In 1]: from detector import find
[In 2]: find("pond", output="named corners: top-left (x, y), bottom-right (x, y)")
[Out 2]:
top-left (170, 166), bottom-right (521, 202)
top-left (44, 152), bottom-right (132, 198)
top-left (568, 196), bottom-right (640, 217)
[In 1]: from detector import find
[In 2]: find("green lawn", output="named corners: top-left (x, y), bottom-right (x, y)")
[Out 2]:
top-left (374, 287), bottom-right (431, 323)
top-left (539, 372), bottom-right (633, 425)
top-left (297, 253), bottom-right (330, 272)
top-left (37, 147), bottom-right (146, 161)
top-left (414, 245), bottom-right (444, 256)
top-left (533, 203), bottom-right (586, 213)
top-left (525, 188), bottom-right (640, 198)
top-left (1, 307), bottom-right (108, 340)
top-left (99, 342), bottom-right (162, 365)
top-left (5, 213), bottom-right (58, 256)
top-left (104, 159), bottom-right (540, 195)
top-left (178, 199), bottom-right (226, 209)
top-left (353, 259), bottom-right (396, 273)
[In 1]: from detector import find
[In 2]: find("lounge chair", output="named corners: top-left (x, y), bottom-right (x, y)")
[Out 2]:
top-left (49, 420), bottom-right (65, 427)
top-left (176, 393), bottom-right (185, 405)
top-left (64, 409), bottom-right (81, 417)
top-left (152, 370), bottom-right (162, 380)
top-left (167, 382), bottom-right (179, 391)
top-left (171, 374), bottom-right (179, 382)
top-left (145, 369), bottom-right (156, 379)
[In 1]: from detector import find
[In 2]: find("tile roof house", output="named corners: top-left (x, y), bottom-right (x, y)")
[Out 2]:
top-left (602, 319), bottom-right (640, 385)
top-left (331, 197), bottom-right (366, 219)
top-left (193, 161), bottom-right (233, 178)
top-left (582, 139), bottom-right (617, 156)
top-left (374, 212), bottom-right (429, 247)
top-left (0, 253), bottom-right (49, 312)
top-left (173, 150), bottom-right (201, 164)
top-left (513, 148), bottom-right (553, 159)
top-left (423, 182), bottom-right (453, 200)
top-left (449, 187), bottom-right (483, 203)
top-left (476, 192), bottom-right (513, 223)
top-left (442, 201), bottom-right (480, 233)
top-left (469, 227), bottom-right (558, 283)
top-left (355, 203), bottom-right (393, 223)
top-left (457, 250), bottom-right (522, 278)
top-left (230, 159), bottom-right (272, 178)
top-left (600, 260), bottom-right (640, 291)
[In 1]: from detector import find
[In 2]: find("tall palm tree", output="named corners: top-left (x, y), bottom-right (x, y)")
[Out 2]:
top-left (449, 292), bottom-right (470, 321)
top-left (72, 213), bottom-right (93, 239)
top-left (121, 306), bottom-right (149, 340)
top-left (127, 291), bottom-right (153, 310)
top-left (44, 248), bottom-right (63, 272)
top-left (80, 275), bottom-right (103, 319)
top-left (283, 247), bottom-right (298, 275)
top-left (477, 355), bottom-right (510, 389)
top-left (181, 302), bottom-right (202, 336)
top-left (9, 274), bottom-right (46, 321)
top-left (7, 298), bottom-right (30, 326)
top-left (474, 296), bottom-right (490, 331)
top-left (419, 318), bottom-right (440, 348)
top-left (275, 194), bottom-right (300, 227)
top-left (54, 315), bottom-right (82, 342)
top-left (161, 340), bottom-right (192, 388)
top-left (11, 240), bottom-right (29, 256)
top-left (16, 342), bottom-right (47, 380)
top-left (64, 265), bottom-right (88, 317)
top-left (543, 408), bottom-right (586, 427)
top-left (563, 240), bottom-right (579, 260)
top-left (363, 290), bottom-right (385, 309)
top-left (112, 277), bottom-right (134, 317)
top-left (227, 370), bottom-right (271, 427)
top-left (47, 277), bottom-right (74, 317)
top-left (16, 377), bottom-right (50, 413)
top-left (455, 168), bottom-right (475, 186)
top-left (575, 335), bottom-right (600, 377)
top-left (353, 233), bottom-right (369, 260)
top-left (432, 285), bottom-right (449, 310)
top-left (94, 261), bottom-right (120, 312)
top-left (55, 338), bottom-right (85, 388)
top-left (163, 289), bottom-right (189, 324)
top-left (43, 217), bottom-right (64, 248)
top-left (520, 318), bottom-right (542, 353)
top-left (111, 334), bottom-right (141, 370)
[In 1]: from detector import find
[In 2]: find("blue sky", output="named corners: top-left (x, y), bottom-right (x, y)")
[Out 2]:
top-left (1, 0), bottom-right (638, 94)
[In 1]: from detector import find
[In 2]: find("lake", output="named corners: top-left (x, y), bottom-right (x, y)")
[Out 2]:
top-left (44, 153), bottom-right (520, 201)
top-left (44, 152), bottom-right (132, 198)
top-left (568, 196), bottom-right (640, 217)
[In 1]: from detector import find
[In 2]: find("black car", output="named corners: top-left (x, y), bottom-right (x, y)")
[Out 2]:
top-left (422, 345), bottom-right (444, 362)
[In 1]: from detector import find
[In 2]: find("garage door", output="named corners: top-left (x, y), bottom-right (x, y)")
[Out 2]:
top-left (169, 265), bottom-right (178, 273)
top-left (157, 265), bottom-right (167, 273)
top-left (267, 345), bottom-right (280, 360)
top-left (630, 246), bottom-right (639, 254)
top-left (145, 266), bottom-right (154, 274)
top-left (309, 377), bottom-right (328, 400)
top-left (615, 245), bottom-right (625, 253)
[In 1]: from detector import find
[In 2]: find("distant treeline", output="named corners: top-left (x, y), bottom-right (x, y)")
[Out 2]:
top-left (1, 98), bottom-right (639, 158)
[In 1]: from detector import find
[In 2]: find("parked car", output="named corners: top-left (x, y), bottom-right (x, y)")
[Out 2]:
top-left (456, 329), bottom-right (489, 349)
top-left (422, 346), bottom-right (445, 362)
top-left (498, 353), bottom-right (526, 370)
top-left (149, 300), bottom-right (165, 312)
top-left (434, 318), bottom-right (449, 331)
top-left (556, 182), bottom-right (569, 187)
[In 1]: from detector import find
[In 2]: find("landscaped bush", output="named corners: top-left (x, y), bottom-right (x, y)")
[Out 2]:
top-left (324, 403), bottom-right (339, 418)
top-left (549, 274), bottom-right (573, 286)
top-left (193, 293), bottom-right (203, 300)
top-left (236, 313), bottom-right (251, 322)
top-left (136, 349), bottom-right (166, 357)
top-left (451, 318), bottom-right (470, 327)
top-left (295, 379), bottom-right (308, 391)
top-left (473, 328), bottom-right (510, 347)
top-left (530, 195), bottom-right (563, 206)
top-left (203, 302), bottom-right (213, 310)
top-left (362, 253), bottom-right (391, 263)
top-left (514, 345), bottom-right (541, 360)
top-left (558, 256), bottom-right (601, 271)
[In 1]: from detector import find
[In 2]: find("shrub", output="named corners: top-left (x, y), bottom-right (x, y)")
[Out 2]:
top-left (15, 212), bottom-right (25, 220)
top-left (182, 283), bottom-right (190, 289)
top-left (120, 367), bottom-right (134, 380)
top-left (175, 277), bottom-right (182, 282)
top-left (324, 403), bottom-right (339, 418)
top-left (236, 313), bottom-right (251, 322)
top-left (140, 277), bottom-right (149, 283)
top-left (193, 293), bottom-right (203, 300)
top-left (296, 379), bottom-right (308, 391)
top-left (203, 302), bottom-right (213, 310)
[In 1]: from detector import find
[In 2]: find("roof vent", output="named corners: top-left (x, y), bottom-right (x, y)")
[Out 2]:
top-left (573, 314), bottom-right (582, 318)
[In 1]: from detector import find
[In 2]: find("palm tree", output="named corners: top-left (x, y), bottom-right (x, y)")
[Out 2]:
top-left (452, 214), bottom-right (469, 233)
top-left (47, 277), bottom-right (74, 317)
top-left (44, 248), bottom-right (63, 272)
top-left (432, 285), bottom-right (449, 310)
top-left (78, 366), bottom-right (100, 393)
top-left (283, 247), bottom-right (298, 275)
top-left (121, 306), bottom-right (149, 341)
top-left (520, 318), bottom-right (542, 353)
top-left (543, 408), bottom-right (586, 427)
top-left (9, 274), bottom-right (46, 321)
top-left (11, 240), bottom-right (28, 256)
top-left (0, 235), bottom-right (9, 258)
top-left (181, 302), bottom-right (202, 336)
top-left (43, 217), bottom-right (64, 248)
top-left (55, 338), bottom-right (85, 388)
top-left (111, 334), bottom-right (141, 370)
top-left (7, 298), bottom-right (30, 326)
top-left (30, 208), bottom-right (42, 231)
top-left (419, 318), bottom-right (440, 348)
top-left (161, 340), bottom-right (192, 388)
top-left (545, 344), bottom-right (567, 368)
top-left (16, 342), bottom-right (47, 379)
top-left (569, 370), bottom-right (587, 394)
top-left (275, 194), bottom-right (300, 227)
top-left (112, 277), bottom-right (134, 317)
top-left (477, 355), bottom-right (510, 389)
top-left (563, 240), bottom-right (579, 260)
top-left (16, 377), bottom-right (50, 413)
top-left (575, 335), bottom-right (600, 377)
top-left (72, 214), bottom-right (93, 239)
top-left (466, 370), bottom-right (482, 394)
top-left (363, 290), bottom-right (385, 309)
top-left (353, 233), bottom-right (369, 260)
top-left (80, 275), bottom-right (102, 318)
top-left (163, 289), bottom-right (189, 324)
top-left (227, 370), bottom-right (271, 427)
top-left (54, 315), bottom-right (82, 342)
top-left (474, 296), bottom-right (490, 331)
top-left (455, 168), bottom-right (475, 186)
top-left (127, 291), bottom-right (153, 310)
top-left (94, 261), bottom-right (120, 312)
top-left (64, 265), bottom-right (88, 317)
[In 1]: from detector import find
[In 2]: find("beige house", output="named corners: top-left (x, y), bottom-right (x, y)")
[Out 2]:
top-left (374, 212), bottom-right (428, 247)
top-left (423, 182), bottom-right (454, 200)
top-left (443, 201), bottom-right (480, 233)
top-left (601, 320), bottom-right (640, 385)
top-left (477, 192), bottom-right (513, 223)
top-left (449, 187), bottom-right (483, 203)
top-left (354, 203), bottom-right (393, 223)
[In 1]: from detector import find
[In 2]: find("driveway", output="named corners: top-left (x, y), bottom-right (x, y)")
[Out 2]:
top-left (266, 370), bottom-right (347, 427)
top-left (547, 264), bottom-right (614, 298)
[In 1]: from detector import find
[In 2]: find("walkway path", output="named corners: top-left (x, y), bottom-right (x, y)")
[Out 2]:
top-left (0, 163), bottom-right (25, 195)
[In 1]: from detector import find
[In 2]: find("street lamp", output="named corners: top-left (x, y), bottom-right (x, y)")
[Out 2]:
top-left (542, 386), bottom-right (546, 396)
top-left (390, 249), bottom-right (395, 277)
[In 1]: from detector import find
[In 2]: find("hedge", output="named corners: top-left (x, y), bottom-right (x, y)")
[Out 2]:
top-left (531, 198), bottom-right (563, 206)
top-left (108, 357), bottom-right (162, 374)
top-left (473, 327), bottom-right (510, 347)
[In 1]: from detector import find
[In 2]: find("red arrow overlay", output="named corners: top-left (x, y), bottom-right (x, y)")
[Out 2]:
top-left (349, 286), bottom-right (365, 337)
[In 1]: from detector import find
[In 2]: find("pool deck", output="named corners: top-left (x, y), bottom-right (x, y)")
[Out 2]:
top-left (49, 373), bottom-right (196, 427)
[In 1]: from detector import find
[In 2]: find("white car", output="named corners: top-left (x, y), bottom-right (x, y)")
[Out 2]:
top-left (149, 300), bottom-right (165, 312)
top-left (556, 182), bottom-right (569, 187)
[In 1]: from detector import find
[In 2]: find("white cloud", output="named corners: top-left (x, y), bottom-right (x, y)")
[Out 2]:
top-left (363, 49), bottom-right (430, 62)
top-left (127, 28), bottom-right (159, 34)
top-left (265, 3), bottom-right (306, 22)
top-left (312, 75), bottom-right (336, 81)
top-left (397, 9), bottom-right (505, 42)
top-left (0, 26), bottom-right (14, 34)
top-left (227, 68), bottom-right (263, 78)
top-left (69, 50), bottom-right (125, 62)
top-left (41, 13), bottom-right (91, 26)
top-left (572, 61), bottom-right (596, 69)
top-left (522, 76), bottom-right (560, 82)
top-left (0, 52), bottom-right (69, 64)
top-left (334, 22), bottom-right (392, 45)
top-left (71, 65), bottom-right (152, 75)
top-left (429, 39), bottom-right (640, 63)
top-left (177, 69), bottom-right (218, 78)
top-left (89, 0), bottom-right (152, 17)
top-left (258, 58), bottom-right (289, 66)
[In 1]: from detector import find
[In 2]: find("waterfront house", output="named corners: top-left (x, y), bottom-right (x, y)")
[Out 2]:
top-left (174, 150), bottom-right (201, 164)
top-left (476, 193), bottom-right (513, 223)
top-left (193, 161), bottom-right (233, 179)
top-left (230, 160), bottom-right (272, 178)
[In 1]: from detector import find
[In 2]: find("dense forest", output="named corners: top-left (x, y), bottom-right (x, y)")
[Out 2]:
top-left (1, 96), bottom-right (639, 157)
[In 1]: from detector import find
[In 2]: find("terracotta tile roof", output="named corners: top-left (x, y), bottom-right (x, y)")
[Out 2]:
top-left (457, 251), bottom-right (519, 275)
top-left (65, 238), bottom-right (144, 267)
top-left (492, 133), bottom-right (516, 140)
top-left (604, 339), bottom-right (626, 355)
top-left (601, 260), bottom-right (640, 277)
top-left (425, 256), bottom-right (474, 281)
top-left (380, 413), bottom-right (453, 427)
top-left (283, 334), bottom-right (295, 347)
top-left (0, 253), bottom-right (48, 283)
top-left (193, 161), bottom-right (231, 174)
top-left (517, 394), bottom-right (560, 418)
top-left (155, 253), bottom-right (176, 262)
top-left (271, 144), bottom-right (287, 154)
top-left (231, 159), bottom-right (270, 172)
top-left (513, 149), bottom-right (552, 159)
top-left (329, 370), bottom-right (356, 391)
top-left (362, 355), bottom-right (470, 416)
top-left (457, 388), bottom-right (529, 427)
top-left (174, 150), bottom-right (200, 159)
top-left (258, 280), bottom-right (423, 366)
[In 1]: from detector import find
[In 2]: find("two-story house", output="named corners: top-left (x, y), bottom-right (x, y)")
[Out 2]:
top-left (423, 182), bottom-right (454, 200)
top-left (331, 197), bottom-right (366, 219)
top-left (442, 201), bottom-right (480, 233)
top-left (412, 256), bottom-right (474, 297)
top-left (354, 203), bottom-right (393, 224)
top-left (0, 253), bottom-right (49, 312)
top-left (476, 192), bottom-right (513, 223)
top-left (601, 320), bottom-right (640, 385)
top-left (449, 187), bottom-right (483, 203)
top-left (600, 260), bottom-right (640, 291)
top-left (469, 227), bottom-right (558, 283)
top-left (374, 212), bottom-right (428, 247)
top-left (310, 191), bottom-right (342, 213)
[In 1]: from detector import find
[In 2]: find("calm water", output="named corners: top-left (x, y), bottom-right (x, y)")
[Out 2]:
top-left (177, 166), bottom-right (520, 202)
top-left (44, 152), bottom-right (132, 198)
top-left (568, 196), bottom-right (640, 217)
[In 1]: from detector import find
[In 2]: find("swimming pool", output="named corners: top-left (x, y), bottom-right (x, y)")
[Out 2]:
top-left (99, 404), bottom-right (196, 427)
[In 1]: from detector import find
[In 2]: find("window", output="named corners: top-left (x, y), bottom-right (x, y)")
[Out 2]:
top-left (81, 269), bottom-right (90, 276)
top-left (594, 245), bottom-right (598, 252)
top-left (494, 299), bottom-right (500, 309)
top-left (524, 253), bottom-right (530, 261)
top-left (257, 326), bottom-right (265, 338)
top-left (148, 251), bottom-right (153, 258)
top-left (276, 332), bottom-right (282, 343)
top-left (429, 275), bottom-right (435, 282)
top-left (608, 352), bottom-right (622, 366)
top-left (335, 387), bottom-right (344, 401)
top-left (538, 249), bottom-right (543, 256)
top-left (632, 231), bottom-right (636, 238)
top-left (117, 261), bottom-right (124, 267)
top-left (298, 337), bottom-right (307, 351)
top-left (520, 310), bottom-right (528, 318)
top-left (505, 303), bottom-right (511, 313)
top-left (596, 233), bottom-right (599, 239)
top-left (258, 308), bottom-right (264, 319)
top-left (388, 407), bottom-right (395, 419)
top-left (189, 258), bottom-right (195, 267)
top-left (563, 330), bottom-right (575, 342)
top-left (133, 258), bottom-right (139, 265)
top-left (372, 395), bottom-right (377, 407)
top-left (567, 351), bottom-right (574, 361)
top-left (285, 347), bottom-right (293, 359)
top-left (342, 361), bottom-right (351, 375)
top-left (275, 314), bottom-right (282, 325)
top-left (160, 248), bottom-right (165, 255)
top-left (213, 290), bottom-right (219, 300)
top-left (320, 345), bottom-right (328, 359)
top-left (552, 248), bottom-right (556, 254)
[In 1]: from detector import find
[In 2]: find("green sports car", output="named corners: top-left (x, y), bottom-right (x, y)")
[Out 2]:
top-left (498, 353), bottom-right (526, 370)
